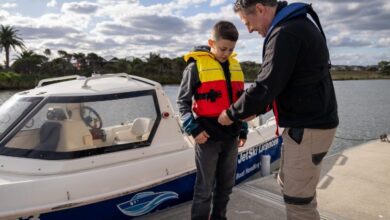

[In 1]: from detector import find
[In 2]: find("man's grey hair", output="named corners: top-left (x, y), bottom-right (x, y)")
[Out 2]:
top-left (233, 0), bottom-right (277, 13)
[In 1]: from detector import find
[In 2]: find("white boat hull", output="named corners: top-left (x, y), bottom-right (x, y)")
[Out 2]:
top-left (0, 74), bottom-right (282, 219)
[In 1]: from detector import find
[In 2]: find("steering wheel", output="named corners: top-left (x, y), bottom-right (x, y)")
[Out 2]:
top-left (80, 106), bottom-right (103, 129)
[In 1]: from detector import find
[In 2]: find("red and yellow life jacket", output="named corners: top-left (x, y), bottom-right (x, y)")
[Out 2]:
top-left (184, 51), bottom-right (244, 117)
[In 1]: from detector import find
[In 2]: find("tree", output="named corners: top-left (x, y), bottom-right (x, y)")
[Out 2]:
top-left (12, 50), bottom-right (48, 75)
top-left (240, 61), bottom-right (262, 81)
top-left (72, 52), bottom-right (86, 72)
top-left (44, 48), bottom-right (51, 60)
top-left (378, 61), bottom-right (390, 75)
top-left (57, 50), bottom-right (72, 62)
top-left (45, 57), bottom-right (74, 76)
top-left (86, 52), bottom-right (104, 73)
top-left (0, 25), bottom-right (25, 69)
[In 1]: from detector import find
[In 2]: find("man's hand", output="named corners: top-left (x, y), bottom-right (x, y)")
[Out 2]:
top-left (238, 139), bottom-right (246, 148)
top-left (194, 131), bottom-right (210, 144)
top-left (218, 110), bottom-right (233, 125)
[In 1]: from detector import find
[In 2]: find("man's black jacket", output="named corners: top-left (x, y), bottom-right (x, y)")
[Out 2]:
top-left (228, 2), bottom-right (339, 129)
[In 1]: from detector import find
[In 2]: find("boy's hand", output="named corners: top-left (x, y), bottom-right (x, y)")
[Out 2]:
top-left (194, 131), bottom-right (210, 144)
top-left (218, 110), bottom-right (233, 125)
top-left (238, 139), bottom-right (246, 148)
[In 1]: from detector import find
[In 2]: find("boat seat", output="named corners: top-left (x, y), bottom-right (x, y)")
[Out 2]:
top-left (114, 117), bottom-right (153, 143)
top-left (45, 105), bottom-right (94, 152)
top-left (132, 117), bottom-right (153, 138)
top-left (56, 119), bottom-right (94, 151)
top-left (35, 107), bottom-right (67, 151)
top-left (36, 120), bottom-right (62, 151)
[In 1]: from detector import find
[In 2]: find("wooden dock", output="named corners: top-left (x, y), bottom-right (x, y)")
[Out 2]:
top-left (139, 138), bottom-right (390, 220)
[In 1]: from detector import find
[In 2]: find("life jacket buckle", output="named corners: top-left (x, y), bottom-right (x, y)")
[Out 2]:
top-left (195, 89), bottom-right (222, 102)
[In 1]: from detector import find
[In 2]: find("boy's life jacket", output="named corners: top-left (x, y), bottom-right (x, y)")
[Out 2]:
top-left (184, 51), bottom-right (244, 117)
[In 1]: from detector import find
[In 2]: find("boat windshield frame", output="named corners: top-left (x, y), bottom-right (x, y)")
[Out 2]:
top-left (0, 96), bottom-right (43, 142)
top-left (0, 89), bottom-right (161, 160)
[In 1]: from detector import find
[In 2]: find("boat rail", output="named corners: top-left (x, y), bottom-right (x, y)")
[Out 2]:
top-left (82, 73), bottom-right (132, 88)
top-left (36, 75), bottom-right (82, 88)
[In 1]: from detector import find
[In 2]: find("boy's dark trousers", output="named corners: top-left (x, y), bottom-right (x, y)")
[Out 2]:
top-left (191, 138), bottom-right (238, 220)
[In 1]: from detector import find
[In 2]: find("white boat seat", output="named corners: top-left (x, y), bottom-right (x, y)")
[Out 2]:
top-left (56, 119), bottom-right (94, 152)
top-left (131, 117), bottom-right (153, 137)
top-left (114, 117), bottom-right (153, 143)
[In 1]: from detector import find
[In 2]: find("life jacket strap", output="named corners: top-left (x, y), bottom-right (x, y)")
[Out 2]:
top-left (194, 89), bottom-right (222, 102)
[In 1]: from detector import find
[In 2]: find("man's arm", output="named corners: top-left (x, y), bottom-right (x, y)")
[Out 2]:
top-left (177, 62), bottom-right (204, 138)
top-left (228, 30), bottom-right (302, 121)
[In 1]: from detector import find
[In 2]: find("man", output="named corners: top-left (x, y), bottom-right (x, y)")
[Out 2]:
top-left (218, 1), bottom-right (339, 219)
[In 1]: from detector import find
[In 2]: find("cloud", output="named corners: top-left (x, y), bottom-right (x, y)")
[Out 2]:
top-left (0, 9), bottom-right (10, 21)
top-left (329, 36), bottom-right (371, 47)
top-left (99, 13), bottom-right (194, 37)
top-left (314, 1), bottom-right (390, 31)
top-left (378, 38), bottom-right (390, 47)
top-left (38, 41), bottom-right (80, 51)
top-left (17, 26), bottom-right (80, 40)
top-left (97, 0), bottom-right (138, 4)
top-left (330, 52), bottom-right (386, 66)
top-left (47, 0), bottom-right (57, 8)
top-left (176, 0), bottom-right (206, 5)
top-left (1, 2), bottom-right (17, 9)
top-left (130, 35), bottom-right (175, 46)
top-left (131, 15), bottom-right (190, 34)
top-left (210, 0), bottom-right (226, 7)
top-left (96, 23), bottom-right (144, 36)
top-left (1, 0), bottom-right (389, 65)
top-left (62, 1), bottom-right (98, 14)
top-left (88, 38), bottom-right (122, 50)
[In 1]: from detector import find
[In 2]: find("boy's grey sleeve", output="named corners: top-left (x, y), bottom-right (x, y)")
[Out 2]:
top-left (176, 62), bottom-right (204, 137)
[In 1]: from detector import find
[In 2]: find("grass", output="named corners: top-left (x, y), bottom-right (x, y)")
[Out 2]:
top-left (330, 70), bottom-right (390, 80)
top-left (0, 71), bottom-right (41, 90)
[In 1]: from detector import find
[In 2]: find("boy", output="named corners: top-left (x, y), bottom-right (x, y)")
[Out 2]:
top-left (177, 20), bottom-right (248, 220)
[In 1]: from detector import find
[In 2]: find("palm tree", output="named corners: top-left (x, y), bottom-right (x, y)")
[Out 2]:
top-left (16, 50), bottom-right (38, 59)
top-left (86, 52), bottom-right (104, 72)
top-left (57, 49), bottom-right (67, 58)
top-left (72, 52), bottom-right (86, 68)
top-left (0, 25), bottom-right (25, 69)
top-left (43, 48), bottom-right (51, 60)
top-left (12, 50), bottom-right (48, 75)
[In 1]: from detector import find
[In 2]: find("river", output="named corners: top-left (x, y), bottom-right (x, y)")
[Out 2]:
top-left (1, 80), bottom-right (390, 154)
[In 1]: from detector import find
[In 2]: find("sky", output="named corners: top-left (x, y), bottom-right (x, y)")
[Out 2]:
top-left (0, 0), bottom-right (389, 66)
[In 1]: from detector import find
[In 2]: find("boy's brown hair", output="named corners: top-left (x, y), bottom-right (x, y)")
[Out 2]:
top-left (212, 21), bottom-right (239, 42)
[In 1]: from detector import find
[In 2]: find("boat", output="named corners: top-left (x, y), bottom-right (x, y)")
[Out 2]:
top-left (0, 73), bottom-right (282, 219)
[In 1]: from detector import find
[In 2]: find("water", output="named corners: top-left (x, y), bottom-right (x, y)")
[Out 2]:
top-left (1, 80), bottom-right (390, 154)
top-left (164, 80), bottom-right (390, 154)
top-left (331, 80), bottom-right (390, 153)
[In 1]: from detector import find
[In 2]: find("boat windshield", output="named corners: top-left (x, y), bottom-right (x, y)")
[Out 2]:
top-left (0, 96), bottom-right (42, 140)
top-left (0, 90), bottom-right (160, 160)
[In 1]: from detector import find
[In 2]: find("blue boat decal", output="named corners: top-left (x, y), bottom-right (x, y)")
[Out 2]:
top-left (116, 191), bottom-right (179, 216)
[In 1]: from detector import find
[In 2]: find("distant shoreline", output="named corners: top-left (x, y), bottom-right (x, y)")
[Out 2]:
top-left (1, 70), bottom-right (389, 90)
top-left (330, 70), bottom-right (390, 81)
